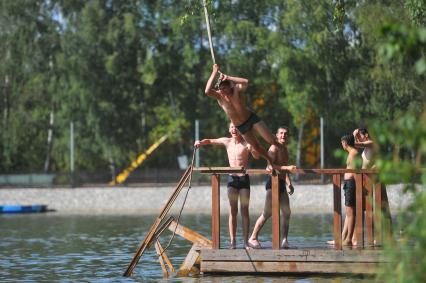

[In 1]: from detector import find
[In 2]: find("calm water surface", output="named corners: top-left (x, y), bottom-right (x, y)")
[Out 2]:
top-left (0, 213), bottom-right (370, 282)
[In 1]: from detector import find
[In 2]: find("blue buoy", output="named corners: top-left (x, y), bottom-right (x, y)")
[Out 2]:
top-left (0, 205), bottom-right (48, 213)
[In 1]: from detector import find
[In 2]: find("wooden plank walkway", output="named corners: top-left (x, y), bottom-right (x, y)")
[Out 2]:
top-left (199, 248), bottom-right (386, 275)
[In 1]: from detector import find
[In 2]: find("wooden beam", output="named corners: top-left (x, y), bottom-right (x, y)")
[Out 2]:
top-left (200, 248), bottom-right (387, 262)
top-left (363, 174), bottom-right (374, 246)
top-left (355, 174), bottom-right (364, 248)
top-left (374, 182), bottom-right (382, 246)
top-left (201, 261), bottom-right (378, 274)
top-left (381, 184), bottom-right (393, 242)
top-left (271, 172), bottom-right (280, 250)
top-left (332, 174), bottom-right (342, 250)
top-left (154, 240), bottom-right (171, 278)
top-left (246, 169), bottom-right (270, 174)
top-left (195, 167), bottom-right (244, 173)
top-left (195, 167), bottom-right (379, 175)
top-left (168, 220), bottom-right (212, 246)
top-left (211, 174), bottom-right (220, 249)
top-left (176, 244), bottom-right (202, 277)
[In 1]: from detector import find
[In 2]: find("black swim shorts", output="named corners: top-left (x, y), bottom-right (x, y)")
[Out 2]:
top-left (343, 178), bottom-right (356, 207)
top-left (236, 112), bottom-right (261, 135)
top-left (227, 174), bottom-right (251, 190)
top-left (265, 175), bottom-right (286, 193)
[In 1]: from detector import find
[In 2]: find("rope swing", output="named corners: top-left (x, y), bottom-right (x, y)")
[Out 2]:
top-left (202, 0), bottom-right (224, 88)
top-left (202, 0), bottom-right (216, 64)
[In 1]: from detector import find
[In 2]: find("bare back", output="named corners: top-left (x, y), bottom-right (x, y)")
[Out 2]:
top-left (344, 148), bottom-right (358, 180)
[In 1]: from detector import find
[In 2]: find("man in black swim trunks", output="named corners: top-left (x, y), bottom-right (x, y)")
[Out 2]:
top-left (195, 123), bottom-right (259, 249)
top-left (248, 126), bottom-right (296, 249)
top-left (340, 133), bottom-right (359, 246)
top-left (205, 64), bottom-right (279, 168)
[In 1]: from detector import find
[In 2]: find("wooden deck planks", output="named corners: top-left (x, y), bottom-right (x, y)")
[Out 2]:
top-left (201, 261), bottom-right (378, 274)
top-left (200, 249), bottom-right (386, 263)
top-left (200, 248), bottom-right (385, 275)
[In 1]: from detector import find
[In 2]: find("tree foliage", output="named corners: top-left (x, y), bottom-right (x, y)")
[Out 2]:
top-left (0, 0), bottom-right (423, 177)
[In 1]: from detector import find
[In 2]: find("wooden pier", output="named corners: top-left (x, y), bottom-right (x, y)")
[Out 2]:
top-left (200, 248), bottom-right (384, 275)
top-left (195, 167), bottom-right (392, 276)
top-left (124, 166), bottom-right (392, 278)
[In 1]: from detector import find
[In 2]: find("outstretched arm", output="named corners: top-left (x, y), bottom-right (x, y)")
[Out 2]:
top-left (194, 138), bottom-right (228, 148)
top-left (205, 64), bottom-right (220, 98)
top-left (220, 72), bottom-right (248, 92)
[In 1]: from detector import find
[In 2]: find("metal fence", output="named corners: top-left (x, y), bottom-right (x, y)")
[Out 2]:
top-left (0, 168), bottom-right (328, 188)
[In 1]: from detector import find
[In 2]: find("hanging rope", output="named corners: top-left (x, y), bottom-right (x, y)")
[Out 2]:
top-left (202, 0), bottom-right (216, 64)
top-left (159, 147), bottom-right (197, 256)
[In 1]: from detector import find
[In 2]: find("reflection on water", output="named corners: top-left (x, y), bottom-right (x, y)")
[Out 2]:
top-left (0, 213), bottom-right (370, 282)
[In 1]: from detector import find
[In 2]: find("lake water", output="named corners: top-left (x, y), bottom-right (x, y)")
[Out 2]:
top-left (0, 213), bottom-right (371, 282)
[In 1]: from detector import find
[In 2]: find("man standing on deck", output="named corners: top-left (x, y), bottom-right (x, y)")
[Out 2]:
top-left (340, 133), bottom-right (360, 246)
top-left (353, 127), bottom-right (392, 241)
top-left (195, 123), bottom-right (259, 249)
top-left (248, 126), bottom-right (296, 249)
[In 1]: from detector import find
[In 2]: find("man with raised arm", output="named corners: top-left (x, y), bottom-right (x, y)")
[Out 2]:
top-left (248, 126), bottom-right (297, 249)
top-left (205, 64), bottom-right (279, 167)
top-left (353, 128), bottom-right (374, 169)
top-left (195, 123), bottom-right (259, 249)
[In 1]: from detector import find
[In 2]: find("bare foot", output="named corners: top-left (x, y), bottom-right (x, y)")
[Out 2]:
top-left (248, 239), bottom-right (262, 249)
top-left (228, 241), bottom-right (236, 249)
top-left (281, 240), bottom-right (290, 249)
top-left (327, 240), bottom-right (335, 245)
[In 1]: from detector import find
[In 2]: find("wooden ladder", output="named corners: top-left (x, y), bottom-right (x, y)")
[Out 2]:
top-left (123, 165), bottom-right (193, 277)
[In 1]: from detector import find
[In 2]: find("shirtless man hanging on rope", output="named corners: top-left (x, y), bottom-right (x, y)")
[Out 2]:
top-left (205, 64), bottom-right (279, 167)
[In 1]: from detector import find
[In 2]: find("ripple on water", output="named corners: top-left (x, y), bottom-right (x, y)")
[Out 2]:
top-left (0, 214), bottom-right (373, 282)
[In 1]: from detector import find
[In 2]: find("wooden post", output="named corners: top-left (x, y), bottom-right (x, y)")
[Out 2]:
top-left (168, 220), bottom-right (212, 246)
top-left (382, 184), bottom-right (393, 242)
top-left (271, 172), bottom-right (280, 250)
top-left (355, 174), bottom-right (364, 248)
top-left (332, 174), bottom-right (342, 250)
top-left (363, 174), bottom-right (374, 246)
top-left (374, 182), bottom-right (382, 246)
top-left (211, 174), bottom-right (220, 249)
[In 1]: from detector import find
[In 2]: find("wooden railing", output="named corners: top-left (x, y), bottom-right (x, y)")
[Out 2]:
top-left (195, 167), bottom-right (390, 250)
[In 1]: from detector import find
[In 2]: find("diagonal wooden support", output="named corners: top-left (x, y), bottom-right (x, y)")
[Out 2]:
top-left (155, 240), bottom-right (169, 278)
top-left (176, 244), bottom-right (202, 277)
top-left (123, 166), bottom-right (192, 277)
top-left (168, 220), bottom-right (212, 246)
top-left (154, 240), bottom-right (175, 278)
top-left (167, 220), bottom-right (212, 277)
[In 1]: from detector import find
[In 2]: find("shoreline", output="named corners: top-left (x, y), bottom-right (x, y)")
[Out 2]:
top-left (0, 183), bottom-right (416, 215)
